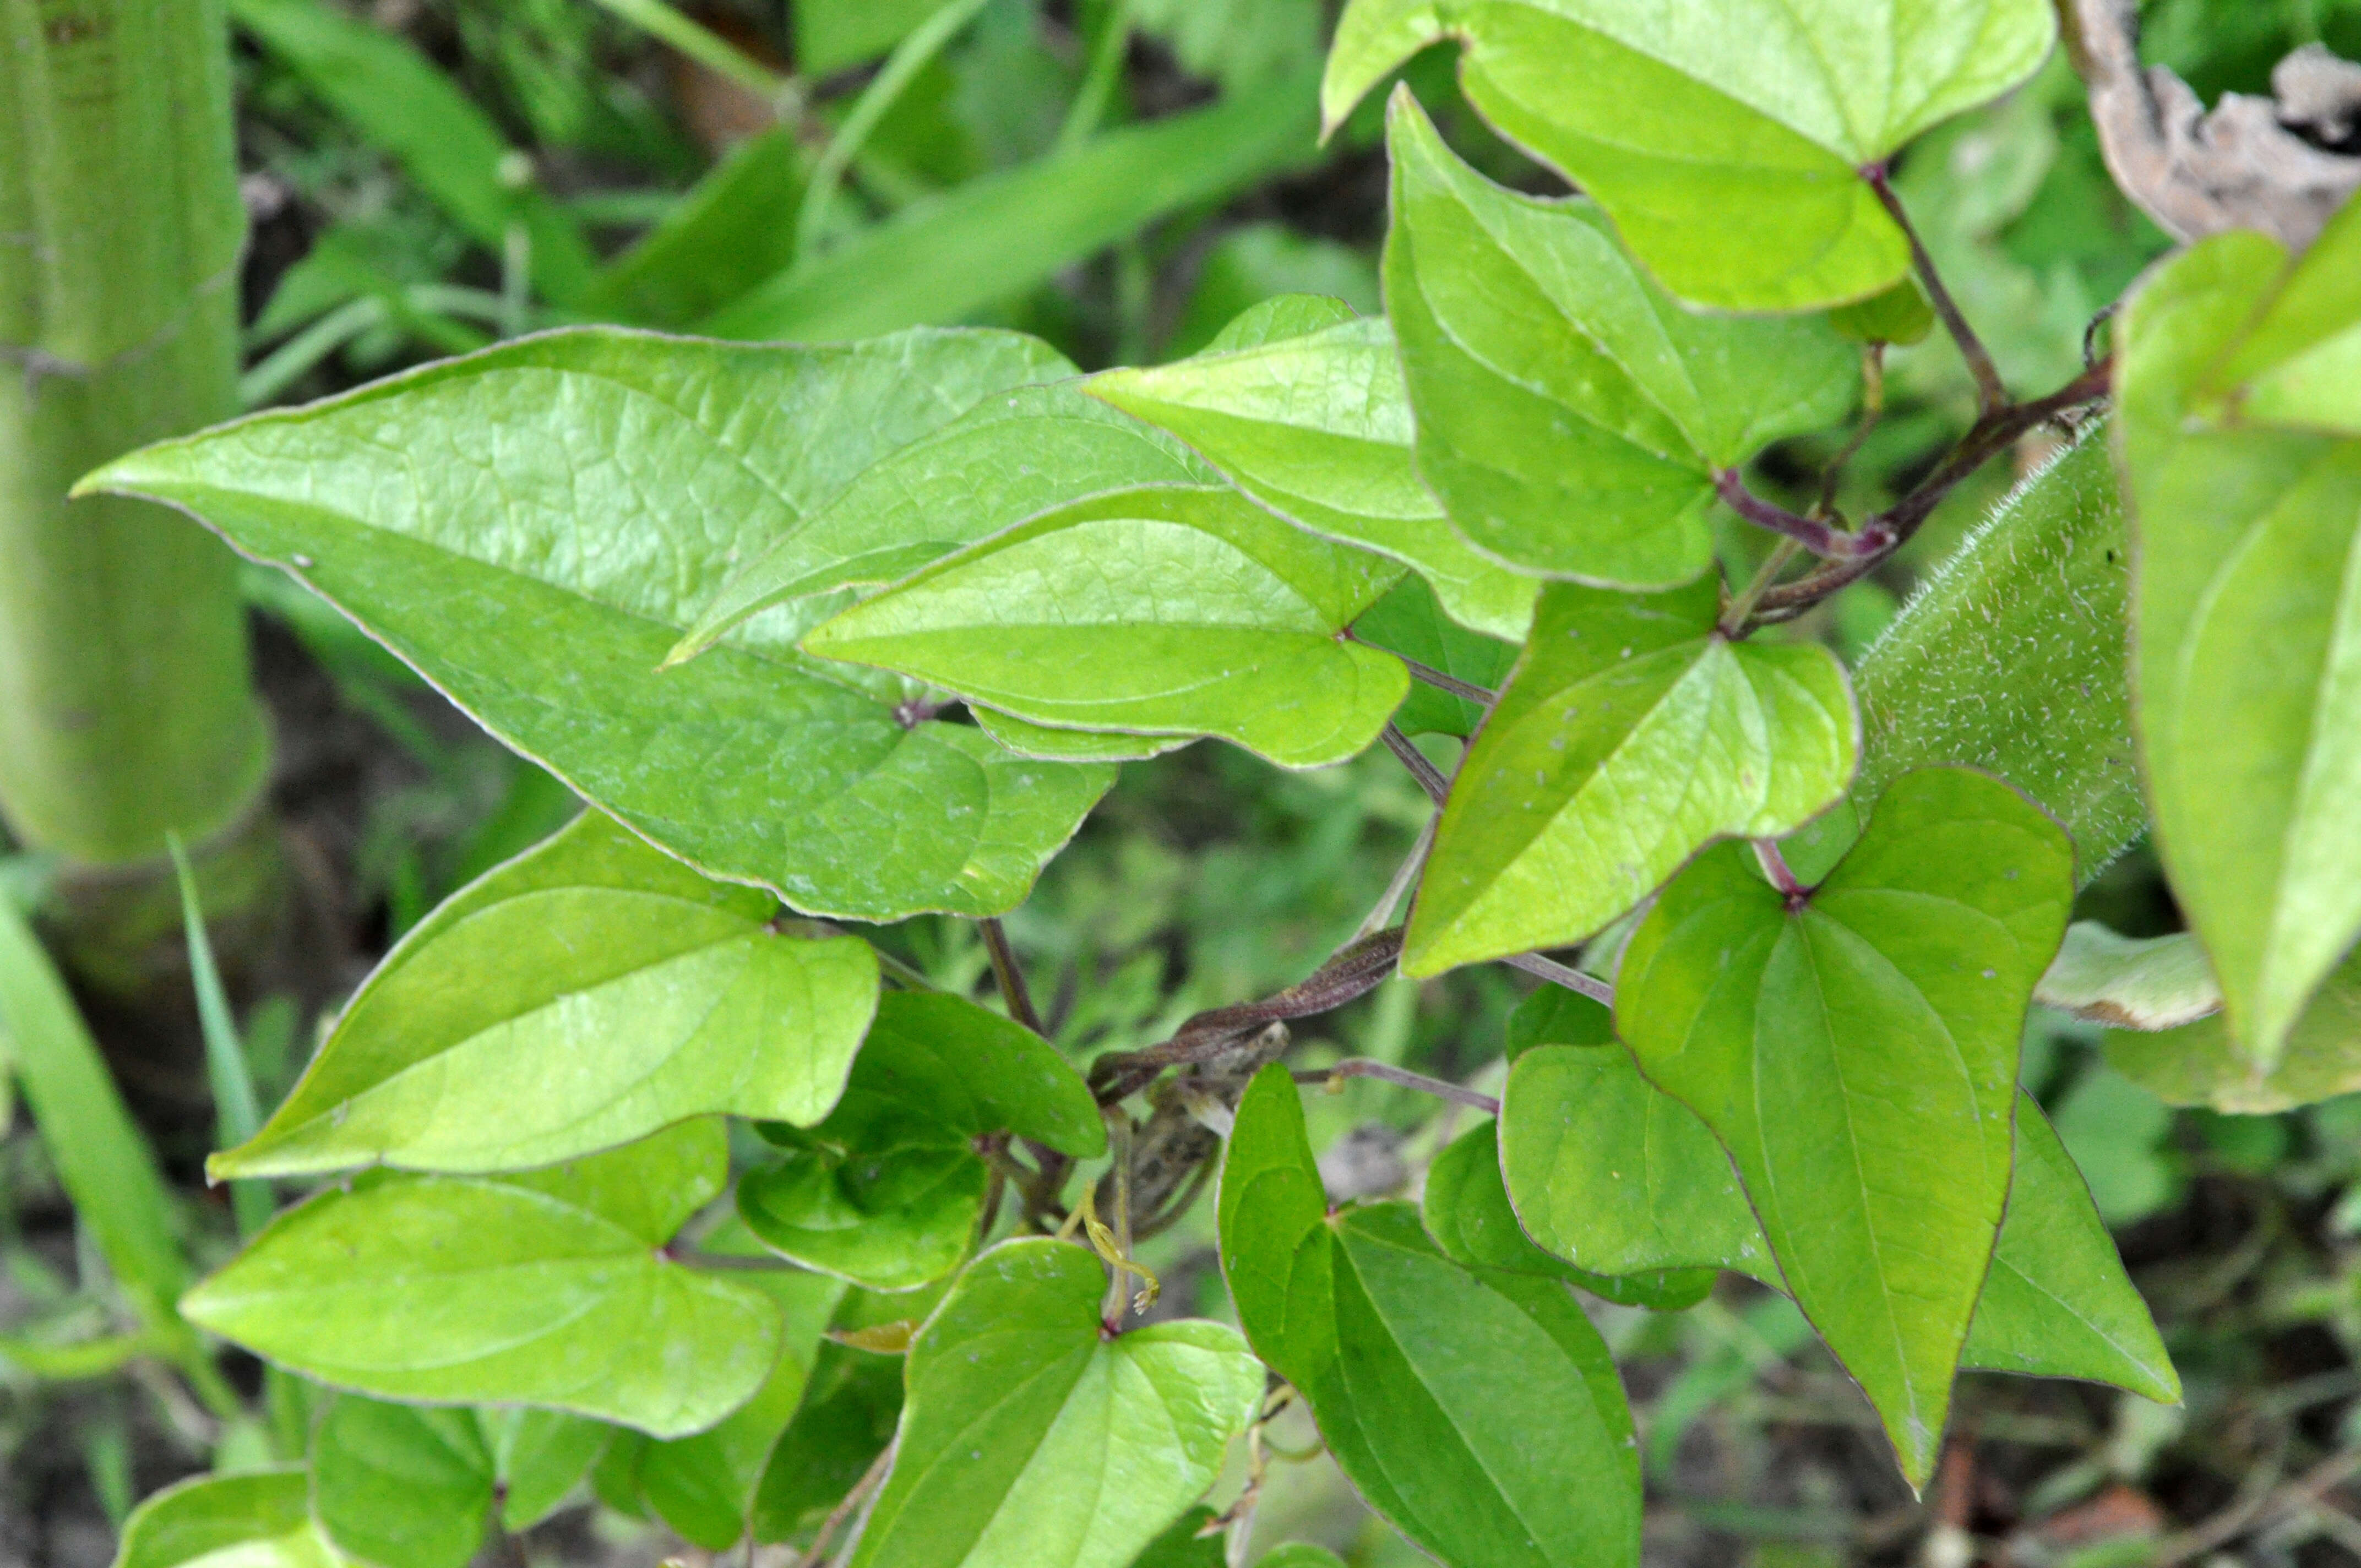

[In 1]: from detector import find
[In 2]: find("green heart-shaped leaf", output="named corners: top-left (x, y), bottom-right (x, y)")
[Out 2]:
top-left (847, 1238), bottom-right (1264, 1568)
top-left (1406, 576), bottom-right (1856, 976)
top-left (182, 1124), bottom-right (781, 1438)
top-left (2117, 221), bottom-right (2361, 1070)
top-left (804, 484), bottom-right (1410, 767)
top-left (1616, 766), bottom-right (2074, 1483)
top-left (1220, 1064), bottom-right (1640, 1568)
top-left (1351, 575), bottom-right (1519, 740)
top-left (1331, 0), bottom-right (2056, 311)
top-left (312, 1399), bottom-right (498, 1568)
top-left (1089, 312), bottom-right (1538, 639)
top-left (1500, 1044), bottom-right (2177, 1401)
top-left (1383, 97), bottom-right (1860, 586)
top-left (77, 329), bottom-right (1113, 923)
top-left (215, 812), bottom-right (880, 1179)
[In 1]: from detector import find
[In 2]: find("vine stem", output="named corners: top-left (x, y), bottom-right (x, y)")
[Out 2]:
top-left (1347, 630), bottom-right (1496, 704)
top-left (1713, 470), bottom-right (1884, 560)
top-left (1296, 1059), bottom-right (1501, 1115)
top-left (800, 1439), bottom-right (896, 1568)
top-left (1380, 722), bottom-right (1452, 806)
top-left (1502, 950), bottom-right (1615, 1007)
top-left (1753, 839), bottom-right (1807, 903)
top-left (1864, 162), bottom-right (2007, 414)
top-left (979, 916), bottom-right (1046, 1036)
top-left (1720, 539), bottom-right (1802, 637)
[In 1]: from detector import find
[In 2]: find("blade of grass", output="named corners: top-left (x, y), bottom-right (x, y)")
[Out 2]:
top-left (167, 837), bottom-right (271, 1240)
top-left (795, 0), bottom-right (993, 255)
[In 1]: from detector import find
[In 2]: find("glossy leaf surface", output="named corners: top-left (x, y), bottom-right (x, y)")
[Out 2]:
top-left (2117, 227), bottom-right (2361, 1069)
top-left (1089, 312), bottom-right (1537, 640)
top-left (1406, 576), bottom-right (1856, 976)
top-left (805, 485), bottom-right (1408, 767)
top-left (848, 1239), bottom-right (1264, 1568)
top-left (1220, 1065), bottom-right (1640, 1568)
top-left (182, 1124), bottom-right (782, 1437)
top-left (79, 329), bottom-right (1114, 923)
top-left (672, 382), bottom-right (1215, 663)
top-left (216, 812), bottom-right (879, 1177)
top-left (1330, 0), bottom-right (2056, 310)
top-left (1384, 97), bottom-right (1858, 586)
top-left (1618, 767), bottom-right (2074, 1483)
top-left (115, 1469), bottom-right (341, 1568)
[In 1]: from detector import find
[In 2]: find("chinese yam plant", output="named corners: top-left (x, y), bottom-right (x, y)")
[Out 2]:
top-left (72, 0), bottom-right (2361, 1563)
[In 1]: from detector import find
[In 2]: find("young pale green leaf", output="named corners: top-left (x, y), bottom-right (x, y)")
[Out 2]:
top-left (1830, 429), bottom-right (2143, 884)
top-left (739, 990), bottom-right (1102, 1289)
top-left (114, 1469), bottom-right (342, 1568)
top-left (2037, 924), bottom-right (2222, 1032)
top-left (2108, 951), bottom-right (2361, 1115)
top-left (2117, 230), bottom-right (2361, 1071)
top-left (1405, 576), bottom-right (1856, 976)
top-left (1618, 767), bottom-right (2074, 1484)
top-left (77, 329), bottom-right (1114, 923)
top-left (1329, 0), bottom-right (2055, 311)
top-left (1220, 1065), bottom-right (1641, 1568)
top-left (214, 812), bottom-right (880, 1178)
top-left (227, 0), bottom-right (594, 306)
top-left (804, 484), bottom-right (1410, 767)
top-left (670, 382), bottom-right (1215, 665)
top-left (312, 1399), bottom-right (496, 1568)
top-left (1383, 96), bottom-right (1859, 586)
top-left (1963, 1102), bottom-right (2179, 1404)
top-left (848, 1238), bottom-right (1265, 1568)
top-left (752, 1286), bottom-right (930, 1543)
top-left (702, 80), bottom-right (1318, 342)
top-left (1088, 313), bottom-right (1538, 640)
top-left (970, 707), bottom-right (1198, 764)
top-left (1350, 575), bottom-right (1517, 741)
top-left (2202, 196), bottom-right (2361, 435)
top-left (182, 1124), bottom-right (782, 1438)
top-left (1425, 1120), bottom-right (1716, 1311)
top-left (1501, 1046), bottom-right (2176, 1397)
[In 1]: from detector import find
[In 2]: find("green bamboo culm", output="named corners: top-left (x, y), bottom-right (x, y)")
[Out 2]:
top-left (1, 1), bottom-right (273, 925)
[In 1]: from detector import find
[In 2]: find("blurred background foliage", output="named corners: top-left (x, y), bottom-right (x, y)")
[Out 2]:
top-left (12, 0), bottom-right (2361, 1562)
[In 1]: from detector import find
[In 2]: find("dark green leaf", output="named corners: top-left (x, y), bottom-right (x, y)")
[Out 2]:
top-left (1383, 96), bottom-right (1859, 586)
top-left (312, 1399), bottom-right (494, 1568)
top-left (80, 329), bottom-right (1114, 923)
top-left (1130, 1509), bottom-right (1226, 1568)
top-left (751, 1286), bottom-right (931, 1543)
top-left (182, 1123), bottom-right (783, 1437)
top-left (1502, 983), bottom-right (1614, 1060)
top-left (1425, 1121), bottom-right (1716, 1311)
top-left (804, 484), bottom-right (1408, 768)
top-left (216, 812), bottom-right (879, 1177)
top-left (848, 1238), bottom-right (1264, 1568)
top-left (1350, 576), bottom-right (1516, 739)
top-left (1089, 313), bottom-right (1537, 640)
top-left (483, 1409), bottom-right (610, 1531)
top-left (1329, 0), bottom-right (2055, 310)
top-left (1220, 1065), bottom-right (1641, 1568)
top-left (2117, 215), bottom-right (2361, 1070)
top-left (1166, 231), bottom-right (1381, 358)
top-left (581, 127), bottom-right (806, 329)
top-left (1405, 576), bottom-right (1855, 976)
top-left (1617, 767), bottom-right (2074, 1483)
